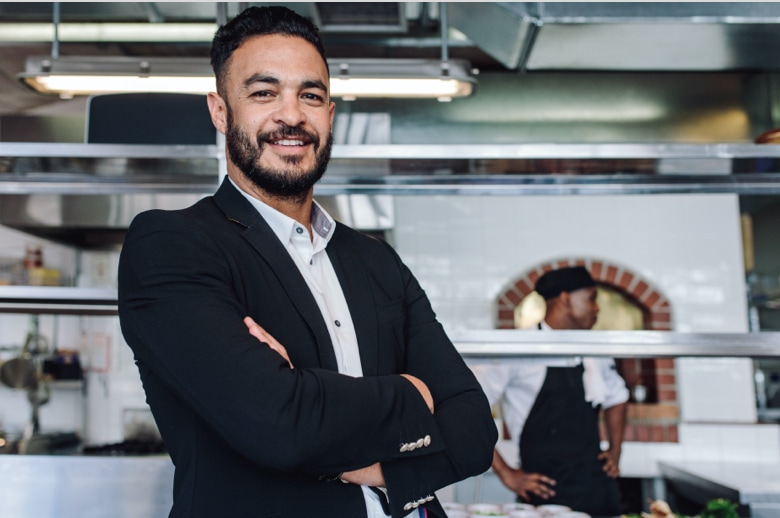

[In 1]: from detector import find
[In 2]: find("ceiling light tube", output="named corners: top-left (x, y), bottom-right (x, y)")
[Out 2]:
top-left (19, 56), bottom-right (477, 100)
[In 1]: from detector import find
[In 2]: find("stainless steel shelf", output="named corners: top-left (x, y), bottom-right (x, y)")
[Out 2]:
top-left (328, 143), bottom-right (780, 160)
top-left (0, 286), bottom-right (117, 316)
top-left (1, 288), bottom-right (777, 357)
top-left (454, 329), bottom-right (780, 358)
top-left (315, 173), bottom-right (780, 196)
top-left (3, 141), bottom-right (780, 160)
top-left (0, 142), bottom-right (219, 159)
top-left (3, 142), bottom-right (780, 196)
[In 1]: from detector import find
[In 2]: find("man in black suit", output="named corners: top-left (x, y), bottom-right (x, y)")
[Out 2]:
top-left (117, 6), bottom-right (496, 518)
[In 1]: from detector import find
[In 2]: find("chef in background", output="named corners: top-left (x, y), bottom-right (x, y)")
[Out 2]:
top-left (472, 266), bottom-right (629, 516)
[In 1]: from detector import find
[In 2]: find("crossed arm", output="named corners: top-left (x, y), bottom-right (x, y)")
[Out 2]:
top-left (243, 316), bottom-right (435, 487)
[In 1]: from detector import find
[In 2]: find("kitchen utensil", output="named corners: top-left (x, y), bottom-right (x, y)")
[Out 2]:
top-left (27, 380), bottom-right (50, 433)
top-left (22, 315), bottom-right (49, 356)
top-left (0, 356), bottom-right (37, 390)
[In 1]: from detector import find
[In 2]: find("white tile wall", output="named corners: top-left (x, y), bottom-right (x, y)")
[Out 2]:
top-left (393, 194), bottom-right (749, 335)
top-left (678, 423), bottom-right (780, 464)
top-left (677, 357), bottom-right (757, 422)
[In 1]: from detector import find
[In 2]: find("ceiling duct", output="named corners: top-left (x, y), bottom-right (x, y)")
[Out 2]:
top-left (313, 2), bottom-right (408, 33)
top-left (448, 2), bottom-right (780, 71)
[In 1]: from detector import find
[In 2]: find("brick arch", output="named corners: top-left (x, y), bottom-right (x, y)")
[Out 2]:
top-left (494, 257), bottom-right (679, 443)
top-left (495, 257), bottom-right (672, 331)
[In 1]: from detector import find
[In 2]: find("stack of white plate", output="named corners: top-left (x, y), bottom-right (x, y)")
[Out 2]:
top-left (438, 502), bottom-right (591, 518)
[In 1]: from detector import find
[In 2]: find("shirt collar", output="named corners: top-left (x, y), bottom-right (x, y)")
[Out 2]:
top-left (229, 176), bottom-right (335, 246)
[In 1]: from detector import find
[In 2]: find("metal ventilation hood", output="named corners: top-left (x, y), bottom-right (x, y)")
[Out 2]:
top-left (448, 2), bottom-right (780, 71)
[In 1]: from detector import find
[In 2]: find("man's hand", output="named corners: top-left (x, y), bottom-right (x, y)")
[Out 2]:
top-left (340, 462), bottom-right (386, 487)
top-left (598, 449), bottom-right (621, 478)
top-left (492, 450), bottom-right (556, 501)
top-left (244, 316), bottom-right (293, 368)
top-left (400, 374), bottom-right (434, 413)
top-left (499, 467), bottom-right (557, 501)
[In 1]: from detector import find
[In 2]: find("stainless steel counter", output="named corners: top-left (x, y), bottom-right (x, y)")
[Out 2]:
top-left (659, 460), bottom-right (780, 518)
top-left (0, 455), bottom-right (173, 518)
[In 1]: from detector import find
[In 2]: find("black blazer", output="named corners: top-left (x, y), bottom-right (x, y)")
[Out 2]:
top-left (118, 178), bottom-right (496, 518)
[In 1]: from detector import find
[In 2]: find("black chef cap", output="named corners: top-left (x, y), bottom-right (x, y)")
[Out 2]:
top-left (535, 266), bottom-right (596, 300)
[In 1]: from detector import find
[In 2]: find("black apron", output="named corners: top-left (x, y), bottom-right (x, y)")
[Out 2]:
top-left (518, 362), bottom-right (621, 517)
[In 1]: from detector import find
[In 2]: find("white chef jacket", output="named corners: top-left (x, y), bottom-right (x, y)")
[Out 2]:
top-left (469, 323), bottom-right (629, 448)
top-left (234, 178), bottom-right (415, 518)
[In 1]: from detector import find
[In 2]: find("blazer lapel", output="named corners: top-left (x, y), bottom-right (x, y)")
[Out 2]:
top-left (213, 178), bottom-right (338, 371)
top-left (327, 226), bottom-right (380, 376)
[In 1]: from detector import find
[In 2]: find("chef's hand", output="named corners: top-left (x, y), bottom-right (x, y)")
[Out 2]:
top-left (598, 449), bottom-right (621, 478)
top-left (501, 468), bottom-right (556, 501)
top-left (340, 462), bottom-right (386, 487)
top-left (492, 450), bottom-right (556, 501)
top-left (244, 317), bottom-right (293, 369)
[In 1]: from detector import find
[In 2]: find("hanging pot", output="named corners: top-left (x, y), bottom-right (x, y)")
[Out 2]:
top-left (0, 356), bottom-right (38, 390)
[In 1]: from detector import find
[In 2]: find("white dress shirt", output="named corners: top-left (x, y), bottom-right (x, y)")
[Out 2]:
top-left (233, 178), bottom-right (416, 518)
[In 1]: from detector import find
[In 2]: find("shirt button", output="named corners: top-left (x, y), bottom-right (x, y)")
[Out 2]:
top-left (295, 227), bottom-right (303, 234)
top-left (335, 320), bottom-right (341, 327)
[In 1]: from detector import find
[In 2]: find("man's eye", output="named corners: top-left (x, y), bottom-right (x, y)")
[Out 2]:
top-left (251, 90), bottom-right (273, 98)
top-left (303, 93), bottom-right (324, 102)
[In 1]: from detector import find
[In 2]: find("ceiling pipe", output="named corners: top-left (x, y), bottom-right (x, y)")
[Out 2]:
top-left (216, 3), bottom-right (228, 28)
top-left (438, 2), bottom-right (453, 102)
top-left (516, 3), bottom-right (543, 74)
top-left (51, 2), bottom-right (60, 59)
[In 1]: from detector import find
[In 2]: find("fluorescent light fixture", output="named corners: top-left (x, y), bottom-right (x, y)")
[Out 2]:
top-left (19, 56), bottom-right (477, 100)
top-left (329, 59), bottom-right (476, 100)
top-left (0, 23), bottom-right (218, 43)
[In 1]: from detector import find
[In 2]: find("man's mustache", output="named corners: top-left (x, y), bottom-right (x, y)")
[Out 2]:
top-left (256, 126), bottom-right (320, 149)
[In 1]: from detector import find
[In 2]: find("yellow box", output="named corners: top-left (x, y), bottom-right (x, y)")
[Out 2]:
top-left (28, 267), bottom-right (61, 286)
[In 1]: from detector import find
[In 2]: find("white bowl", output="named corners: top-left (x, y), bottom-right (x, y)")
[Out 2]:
top-left (508, 511), bottom-right (543, 518)
top-left (467, 503), bottom-right (504, 514)
top-left (503, 503), bottom-right (537, 512)
top-left (536, 504), bottom-right (572, 515)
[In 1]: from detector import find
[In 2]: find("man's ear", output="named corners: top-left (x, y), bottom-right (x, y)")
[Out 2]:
top-left (207, 92), bottom-right (228, 135)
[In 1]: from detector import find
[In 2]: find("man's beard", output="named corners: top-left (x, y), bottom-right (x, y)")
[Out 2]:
top-left (226, 108), bottom-right (333, 201)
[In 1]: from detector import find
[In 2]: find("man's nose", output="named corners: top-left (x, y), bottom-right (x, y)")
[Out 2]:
top-left (273, 94), bottom-right (306, 127)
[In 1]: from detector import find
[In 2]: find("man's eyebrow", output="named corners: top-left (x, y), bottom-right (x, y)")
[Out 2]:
top-left (303, 79), bottom-right (328, 93)
top-left (242, 74), bottom-right (279, 88)
top-left (242, 73), bottom-right (328, 93)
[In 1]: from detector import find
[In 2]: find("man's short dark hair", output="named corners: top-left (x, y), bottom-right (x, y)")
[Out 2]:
top-left (210, 5), bottom-right (328, 95)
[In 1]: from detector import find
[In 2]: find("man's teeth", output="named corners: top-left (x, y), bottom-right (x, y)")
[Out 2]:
top-left (275, 139), bottom-right (305, 146)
